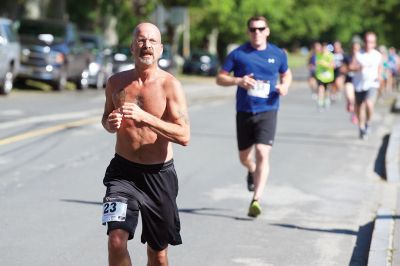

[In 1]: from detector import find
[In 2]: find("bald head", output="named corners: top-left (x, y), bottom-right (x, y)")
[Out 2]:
top-left (133, 22), bottom-right (161, 42)
top-left (131, 22), bottom-right (163, 67)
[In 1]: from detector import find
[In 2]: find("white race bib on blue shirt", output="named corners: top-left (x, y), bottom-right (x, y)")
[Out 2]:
top-left (248, 80), bottom-right (270, 98)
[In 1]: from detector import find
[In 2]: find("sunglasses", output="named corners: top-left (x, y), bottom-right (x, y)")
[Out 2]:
top-left (249, 27), bottom-right (266, 33)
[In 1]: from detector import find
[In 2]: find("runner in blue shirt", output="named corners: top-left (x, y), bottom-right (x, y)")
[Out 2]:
top-left (216, 15), bottom-right (292, 218)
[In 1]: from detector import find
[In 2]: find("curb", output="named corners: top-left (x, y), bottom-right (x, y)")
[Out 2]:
top-left (386, 117), bottom-right (400, 182)
top-left (393, 190), bottom-right (400, 266)
top-left (368, 192), bottom-right (398, 266)
top-left (368, 116), bottom-right (400, 265)
top-left (391, 96), bottom-right (400, 113)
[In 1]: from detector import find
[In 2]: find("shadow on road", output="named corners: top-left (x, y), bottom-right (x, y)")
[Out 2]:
top-left (179, 208), bottom-right (253, 221)
top-left (61, 199), bottom-right (102, 205)
top-left (271, 221), bottom-right (375, 266)
top-left (14, 79), bottom-right (50, 92)
top-left (374, 134), bottom-right (389, 180)
top-left (270, 223), bottom-right (357, 235)
top-left (349, 221), bottom-right (374, 266)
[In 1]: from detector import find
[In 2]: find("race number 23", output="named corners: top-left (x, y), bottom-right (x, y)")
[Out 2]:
top-left (102, 196), bottom-right (128, 225)
top-left (103, 202), bottom-right (117, 214)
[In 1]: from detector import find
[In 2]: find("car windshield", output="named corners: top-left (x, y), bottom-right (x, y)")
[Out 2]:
top-left (113, 47), bottom-right (131, 56)
top-left (18, 21), bottom-right (66, 41)
top-left (112, 46), bottom-right (132, 62)
top-left (192, 52), bottom-right (214, 61)
top-left (0, 23), bottom-right (18, 42)
top-left (80, 36), bottom-right (102, 50)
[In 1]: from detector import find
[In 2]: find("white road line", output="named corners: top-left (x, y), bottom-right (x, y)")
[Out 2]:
top-left (0, 109), bottom-right (25, 116)
top-left (0, 108), bottom-right (103, 130)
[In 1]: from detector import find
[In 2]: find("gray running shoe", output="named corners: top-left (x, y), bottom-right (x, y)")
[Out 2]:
top-left (359, 128), bottom-right (367, 140)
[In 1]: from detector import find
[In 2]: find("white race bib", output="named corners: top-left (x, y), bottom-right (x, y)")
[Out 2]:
top-left (248, 80), bottom-right (270, 98)
top-left (102, 196), bottom-right (128, 225)
top-left (321, 71), bottom-right (333, 80)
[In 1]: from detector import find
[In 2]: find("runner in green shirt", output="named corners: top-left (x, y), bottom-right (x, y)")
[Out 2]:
top-left (315, 43), bottom-right (335, 110)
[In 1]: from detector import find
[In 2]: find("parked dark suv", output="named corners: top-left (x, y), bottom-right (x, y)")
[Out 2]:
top-left (182, 50), bottom-right (219, 76)
top-left (17, 19), bottom-right (90, 91)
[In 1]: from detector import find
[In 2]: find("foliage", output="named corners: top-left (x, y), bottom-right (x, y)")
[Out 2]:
top-left (2, 0), bottom-right (399, 53)
top-left (66, 0), bottom-right (158, 45)
top-left (178, 0), bottom-right (400, 56)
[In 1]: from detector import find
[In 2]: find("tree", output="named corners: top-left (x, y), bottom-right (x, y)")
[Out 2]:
top-left (66, 0), bottom-right (157, 45)
top-left (2, 0), bottom-right (398, 53)
top-left (185, 0), bottom-right (399, 57)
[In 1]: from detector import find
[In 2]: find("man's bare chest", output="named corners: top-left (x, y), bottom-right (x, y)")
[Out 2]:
top-left (113, 84), bottom-right (167, 118)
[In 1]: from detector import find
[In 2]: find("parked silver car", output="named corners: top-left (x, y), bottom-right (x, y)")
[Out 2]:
top-left (79, 32), bottom-right (112, 89)
top-left (0, 17), bottom-right (20, 95)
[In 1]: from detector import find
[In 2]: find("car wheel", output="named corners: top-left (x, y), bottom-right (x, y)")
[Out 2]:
top-left (76, 70), bottom-right (89, 91)
top-left (51, 69), bottom-right (67, 91)
top-left (0, 68), bottom-right (14, 95)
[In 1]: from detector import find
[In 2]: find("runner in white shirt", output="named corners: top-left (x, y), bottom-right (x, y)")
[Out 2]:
top-left (351, 32), bottom-right (382, 139)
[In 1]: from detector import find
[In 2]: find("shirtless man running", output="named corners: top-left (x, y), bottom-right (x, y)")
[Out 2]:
top-left (101, 22), bottom-right (190, 266)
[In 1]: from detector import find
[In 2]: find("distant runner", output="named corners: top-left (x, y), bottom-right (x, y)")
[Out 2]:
top-left (343, 42), bottom-right (361, 124)
top-left (332, 41), bottom-right (345, 101)
top-left (216, 15), bottom-right (292, 218)
top-left (315, 42), bottom-right (335, 111)
top-left (351, 32), bottom-right (382, 139)
top-left (308, 42), bottom-right (322, 100)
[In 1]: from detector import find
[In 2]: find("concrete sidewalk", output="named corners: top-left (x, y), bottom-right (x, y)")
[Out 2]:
top-left (368, 115), bottom-right (400, 266)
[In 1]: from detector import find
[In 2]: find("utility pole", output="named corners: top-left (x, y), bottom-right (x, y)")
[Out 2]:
top-left (182, 8), bottom-right (190, 58)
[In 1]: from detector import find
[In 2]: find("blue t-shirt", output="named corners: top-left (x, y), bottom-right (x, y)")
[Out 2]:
top-left (222, 42), bottom-right (289, 113)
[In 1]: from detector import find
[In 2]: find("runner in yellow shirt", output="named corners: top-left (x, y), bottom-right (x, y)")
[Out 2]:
top-left (315, 43), bottom-right (335, 111)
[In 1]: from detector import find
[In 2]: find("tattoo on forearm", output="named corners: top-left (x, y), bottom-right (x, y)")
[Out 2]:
top-left (178, 110), bottom-right (189, 124)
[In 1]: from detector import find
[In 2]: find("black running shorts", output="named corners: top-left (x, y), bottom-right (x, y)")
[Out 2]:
top-left (334, 68), bottom-right (343, 79)
top-left (102, 154), bottom-right (182, 251)
top-left (236, 111), bottom-right (277, 150)
top-left (355, 88), bottom-right (377, 105)
top-left (316, 79), bottom-right (332, 90)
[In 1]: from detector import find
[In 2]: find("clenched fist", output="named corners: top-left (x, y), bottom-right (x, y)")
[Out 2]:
top-left (120, 102), bottom-right (147, 123)
top-left (107, 109), bottom-right (123, 132)
top-left (238, 73), bottom-right (257, 90)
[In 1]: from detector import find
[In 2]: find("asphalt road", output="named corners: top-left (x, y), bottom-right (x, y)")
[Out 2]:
top-left (0, 77), bottom-right (396, 266)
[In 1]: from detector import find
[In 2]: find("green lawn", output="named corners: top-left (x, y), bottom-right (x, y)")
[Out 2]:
top-left (288, 52), bottom-right (307, 69)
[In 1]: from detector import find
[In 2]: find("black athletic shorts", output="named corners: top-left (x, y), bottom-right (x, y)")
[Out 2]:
top-left (102, 154), bottom-right (182, 251)
top-left (355, 88), bottom-right (378, 105)
top-left (334, 68), bottom-right (343, 79)
top-left (236, 111), bottom-right (277, 150)
top-left (316, 79), bottom-right (332, 90)
top-left (345, 75), bottom-right (353, 84)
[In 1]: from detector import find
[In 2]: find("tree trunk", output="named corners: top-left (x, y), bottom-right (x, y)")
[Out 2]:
top-left (208, 28), bottom-right (219, 56)
top-left (46, 0), bottom-right (67, 20)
